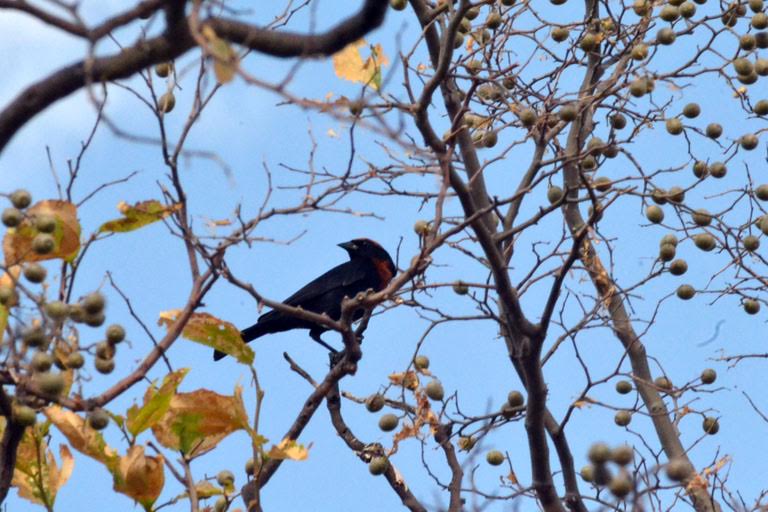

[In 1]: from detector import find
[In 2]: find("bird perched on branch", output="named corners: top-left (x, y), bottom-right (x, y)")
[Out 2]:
top-left (214, 238), bottom-right (396, 360)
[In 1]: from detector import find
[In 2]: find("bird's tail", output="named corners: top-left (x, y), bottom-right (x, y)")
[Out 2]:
top-left (212, 321), bottom-right (270, 361)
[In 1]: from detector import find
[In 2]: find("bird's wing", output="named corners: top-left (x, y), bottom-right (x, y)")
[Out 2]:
top-left (275, 260), bottom-right (369, 309)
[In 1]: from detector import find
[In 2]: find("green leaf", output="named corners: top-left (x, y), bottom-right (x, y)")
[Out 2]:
top-left (126, 368), bottom-right (189, 437)
top-left (98, 200), bottom-right (181, 234)
top-left (158, 310), bottom-right (254, 365)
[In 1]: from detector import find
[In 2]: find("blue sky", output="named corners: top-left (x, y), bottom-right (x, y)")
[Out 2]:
top-left (2, 1), bottom-right (768, 511)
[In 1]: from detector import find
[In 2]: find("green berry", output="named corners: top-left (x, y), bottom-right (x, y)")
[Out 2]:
top-left (12, 404), bottom-right (36, 427)
top-left (94, 356), bottom-right (115, 374)
top-left (35, 372), bottom-right (65, 396)
top-left (588, 442), bottom-right (611, 464)
top-left (610, 113), bottom-right (627, 129)
top-left (614, 410), bottom-right (632, 427)
top-left (547, 186), bottom-right (564, 204)
top-left (611, 445), bottom-right (634, 466)
top-left (691, 209), bottom-right (712, 227)
top-left (425, 379), bottom-right (445, 401)
top-left (87, 409), bottom-right (110, 430)
top-left (2, 207), bottom-right (22, 228)
top-left (85, 312), bottom-right (106, 328)
top-left (709, 162), bottom-right (726, 178)
top-left (743, 299), bottom-right (760, 315)
top-left (743, 235), bottom-right (760, 252)
top-left (654, 376), bottom-right (673, 391)
top-left (452, 281), bottom-right (469, 295)
top-left (669, 259), bottom-right (688, 276)
top-left (66, 352), bottom-right (85, 370)
top-left (217, 470), bottom-right (235, 487)
top-left (45, 301), bottom-right (68, 320)
top-left (378, 413), bottom-right (399, 432)
top-left (82, 292), bottom-right (105, 315)
top-left (609, 473), bottom-right (632, 497)
top-left (32, 234), bottom-right (55, 255)
top-left (660, 234), bottom-right (678, 247)
top-left (106, 324), bottom-right (126, 344)
top-left (31, 351), bottom-right (53, 372)
top-left (365, 394), bottom-right (385, 413)
top-left (155, 62), bottom-right (171, 78)
top-left (507, 390), bottom-right (524, 407)
top-left (22, 327), bottom-right (47, 348)
top-left (702, 416), bottom-right (719, 435)
top-left (666, 458), bottom-right (691, 481)
top-left (486, 450), bottom-right (505, 466)
top-left (413, 220), bottom-right (430, 235)
top-left (552, 27), bottom-right (571, 43)
top-left (700, 368), bottom-right (717, 384)
top-left (23, 263), bottom-right (46, 284)
top-left (34, 213), bottom-right (56, 233)
top-left (68, 304), bottom-right (85, 323)
top-left (368, 456), bottom-right (389, 475)
top-left (694, 233), bottom-right (716, 251)
top-left (615, 380), bottom-right (632, 394)
top-left (458, 436), bottom-right (475, 451)
top-left (741, 134), bottom-right (759, 151)
top-left (95, 341), bottom-right (115, 360)
top-left (646, 205), bottom-right (664, 224)
top-left (158, 92), bottom-right (175, 113)
top-left (10, 189), bottom-right (32, 209)
top-left (705, 123), bottom-right (722, 139)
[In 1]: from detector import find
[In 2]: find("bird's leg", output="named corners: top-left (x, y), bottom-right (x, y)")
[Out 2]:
top-left (310, 328), bottom-right (338, 353)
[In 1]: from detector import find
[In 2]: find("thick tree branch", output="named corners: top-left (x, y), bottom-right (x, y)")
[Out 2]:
top-left (0, 0), bottom-right (388, 153)
top-left (0, 389), bottom-right (24, 506)
top-left (326, 382), bottom-right (428, 512)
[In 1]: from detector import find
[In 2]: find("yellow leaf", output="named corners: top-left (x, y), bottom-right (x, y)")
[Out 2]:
top-left (54, 445), bottom-right (74, 493)
top-left (327, 128), bottom-right (339, 138)
top-left (702, 456), bottom-right (731, 476)
top-left (572, 396), bottom-right (595, 409)
top-left (44, 406), bottom-right (119, 472)
top-left (201, 26), bottom-right (239, 84)
top-left (0, 304), bottom-right (7, 346)
top-left (193, 480), bottom-right (222, 498)
top-left (98, 200), bottom-right (181, 234)
top-left (12, 424), bottom-right (75, 507)
top-left (114, 445), bottom-right (165, 508)
top-left (151, 387), bottom-right (249, 457)
top-left (267, 438), bottom-right (311, 461)
top-left (332, 39), bottom-right (389, 90)
top-left (3, 200), bottom-right (80, 265)
top-left (158, 310), bottom-right (254, 365)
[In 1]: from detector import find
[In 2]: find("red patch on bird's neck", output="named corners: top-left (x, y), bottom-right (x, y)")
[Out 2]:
top-left (372, 258), bottom-right (394, 288)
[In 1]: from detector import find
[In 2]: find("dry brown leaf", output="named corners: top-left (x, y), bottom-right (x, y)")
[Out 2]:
top-left (4, 200), bottom-right (80, 265)
top-left (151, 387), bottom-right (249, 457)
top-left (44, 406), bottom-right (119, 471)
top-left (114, 445), bottom-right (165, 508)
top-left (389, 371), bottom-right (420, 390)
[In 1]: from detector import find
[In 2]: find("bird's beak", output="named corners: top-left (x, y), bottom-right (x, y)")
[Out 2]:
top-left (338, 241), bottom-right (357, 251)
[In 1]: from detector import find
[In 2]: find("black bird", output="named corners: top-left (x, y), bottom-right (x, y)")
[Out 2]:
top-left (214, 238), bottom-right (396, 360)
